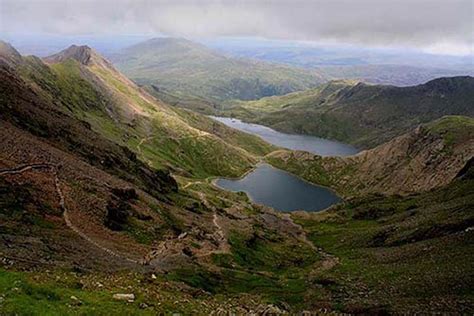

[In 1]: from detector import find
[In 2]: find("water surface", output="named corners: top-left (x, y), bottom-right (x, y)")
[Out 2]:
top-left (210, 116), bottom-right (359, 156)
top-left (215, 164), bottom-right (341, 212)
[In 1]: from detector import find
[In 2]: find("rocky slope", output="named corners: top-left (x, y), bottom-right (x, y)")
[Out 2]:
top-left (291, 161), bottom-right (474, 313)
top-left (0, 41), bottom-right (330, 313)
top-left (13, 42), bottom-right (275, 178)
top-left (1, 40), bottom-right (473, 314)
top-left (267, 116), bottom-right (474, 196)
top-left (225, 77), bottom-right (474, 147)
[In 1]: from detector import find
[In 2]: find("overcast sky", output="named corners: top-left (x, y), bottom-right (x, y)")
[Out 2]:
top-left (1, 0), bottom-right (473, 55)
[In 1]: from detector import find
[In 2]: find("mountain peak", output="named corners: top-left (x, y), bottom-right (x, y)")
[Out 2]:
top-left (0, 40), bottom-right (22, 65)
top-left (45, 44), bottom-right (96, 65)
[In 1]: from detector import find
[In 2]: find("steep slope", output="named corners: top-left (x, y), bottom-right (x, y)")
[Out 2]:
top-left (30, 43), bottom-right (274, 178)
top-left (225, 77), bottom-right (474, 147)
top-left (291, 162), bottom-right (474, 313)
top-left (112, 37), bottom-right (324, 102)
top-left (1, 42), bottom-right (331, 313)
top-left (267, 116), bottom-right (474, 196)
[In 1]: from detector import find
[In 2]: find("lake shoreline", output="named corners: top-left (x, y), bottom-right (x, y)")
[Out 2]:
top-left (213, 163), bottom-right (342, 212)
top-left (210, 115), bottom-right (360, 157)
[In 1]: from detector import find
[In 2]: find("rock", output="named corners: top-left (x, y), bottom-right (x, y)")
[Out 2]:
top-left (261, 304), bottom-right (284, 315)
top-left (113, 293), bottom-right (135, 302)
top-left (182, 247), bottom-right (193, 257)
top-left (70, 295), bottom-right (82, 306)
top-left (139, 302), bottom-right (149, 309)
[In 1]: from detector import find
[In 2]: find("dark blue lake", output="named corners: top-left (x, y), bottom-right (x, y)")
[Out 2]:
top-left (210, 116), bottom-right (359, 157)
top-left (214, 164), bottom-right (341, 212)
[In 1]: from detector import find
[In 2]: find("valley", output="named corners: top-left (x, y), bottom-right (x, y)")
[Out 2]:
top-left (0, 36), bottom-right (473, 315)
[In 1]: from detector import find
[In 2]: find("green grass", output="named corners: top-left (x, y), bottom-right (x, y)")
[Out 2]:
top-left (290, 172), bottom-right (474, 312)
top-left (427, 115), bottom-right (474, 147)
top-left (169, 225), bottom-right (323, 308)
top-left (0, 269), bottom-right (147, 315)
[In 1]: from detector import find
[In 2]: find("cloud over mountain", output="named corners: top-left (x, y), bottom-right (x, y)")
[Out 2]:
top-left (2, 0), bottom-right (472, 55)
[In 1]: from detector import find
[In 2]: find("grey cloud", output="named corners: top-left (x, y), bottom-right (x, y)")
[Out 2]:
top-left (1, 0), bottom-right (472, 54)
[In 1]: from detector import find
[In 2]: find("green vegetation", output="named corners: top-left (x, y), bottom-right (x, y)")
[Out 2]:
top-left (427, 115), bottom-right (474, 147)
top-left (13, 44), bottom-right (276, 180)
top-left (170, 226), bottom-right (322, 307)
top-left (223, 76), bottom-right (474, 148)
top-left (291, 168), bottom-right (474, 312)
top-left (113, 38), bottom-right (324, 102)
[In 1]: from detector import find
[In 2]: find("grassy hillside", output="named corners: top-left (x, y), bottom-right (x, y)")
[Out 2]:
top-left (112, 37), bottom-right (324, 102)
top-left (291, 164), bottom-right (474, 313)
top-left (0, 41), bottom-right (332, 313)
top-left (224, 77), bottom-right (474, 148)
top-left (26, 43), bottom-right (274, 179)
top-left (267, 116), bottom-right (474, 196)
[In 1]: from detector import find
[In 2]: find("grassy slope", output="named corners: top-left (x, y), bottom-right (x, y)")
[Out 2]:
top-left (267, 116), bottom-right (474, 196)
top-left (112, 37), bottom-right (324, 102)
top-left (291, 164), bottom-right (474, 313)
top-left (1, 44), bottom-right (333, 313)
top-left (224, 77), bottom-right (474, 148)
top-left (17, 49), bottom-right (275, 179)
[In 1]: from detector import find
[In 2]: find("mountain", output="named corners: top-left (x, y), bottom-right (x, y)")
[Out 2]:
top-left (224, 76), bottom-right (474, 147)
top-left (0, 42), bottom-right (328, 312)
top-left (40, 43), bottom-right (275, 178)
top-left (267, 117), bottom-right (474, 312)
top-left (291, 159), bottom-right (474, 313)
top-left (205, 39), bottom-right (474, 85)
top-left (1, 41), bottom-right (473, 313)
top-left (316, 64), bottom-right (474, 87)
top-left (267, 116), bottom-right (474, 196)
top-left (111, 37), bottom-right (325, 102)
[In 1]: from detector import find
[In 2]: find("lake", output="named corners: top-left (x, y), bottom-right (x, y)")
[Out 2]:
top-left (214, 164), bottom-right (341, 212)
top-left (210, 116), bottom-right (359, 156)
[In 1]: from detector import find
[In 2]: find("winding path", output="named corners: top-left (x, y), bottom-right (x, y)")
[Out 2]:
top-left (0, 164), bottom-right (139, 264)
top-left (283, 213), bottom-right (339, 271)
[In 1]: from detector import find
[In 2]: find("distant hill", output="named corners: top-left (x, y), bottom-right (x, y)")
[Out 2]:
top-left (111, 37), bottom-right (325, 102)
top-left (205, 39), bottom-right (474, 86)
top-left (224, 76), bottom-right (474, 147)
top-left (316, 64), bottom-right (474, 87)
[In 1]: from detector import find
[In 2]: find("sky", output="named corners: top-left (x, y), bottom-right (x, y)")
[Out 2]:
top-left (1, 0), bottom-right (473, 56)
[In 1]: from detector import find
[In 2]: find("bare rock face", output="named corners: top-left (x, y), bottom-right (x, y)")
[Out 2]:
top-left (44, 45), bottom-right (93, 65)
top-left (43, 44), bottom-right (117, 72)
top-left (0, 41), bottom-right (22, 66)
top-left (342, 124), bottom-right (474, 195)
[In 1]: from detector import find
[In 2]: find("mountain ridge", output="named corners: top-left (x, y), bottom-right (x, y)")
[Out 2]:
top-left (224, 75), bottom-right (474, 147)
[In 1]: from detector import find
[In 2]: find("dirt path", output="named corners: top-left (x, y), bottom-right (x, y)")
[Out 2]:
top-left (182, 181), bottom-right (205, 190)
top-left (283, 213), bottom-right (340, 272)
top-left (0, 164), bottom-right (139, 264)
top-left (0, 163), bottom-right (51, 176)
top-left (212, 213), bottom-right (225, 242)
top-left (136, 136), bottom-right (155, 167)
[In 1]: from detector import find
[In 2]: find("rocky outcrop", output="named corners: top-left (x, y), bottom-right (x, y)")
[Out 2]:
top-left (268, 116), bottom-right (474, 196)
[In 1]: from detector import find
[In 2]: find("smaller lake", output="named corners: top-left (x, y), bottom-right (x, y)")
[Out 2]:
top-left (210, 116), bottom-right (359, 157)
top-left (214, 164), bottom-right (341, 212)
